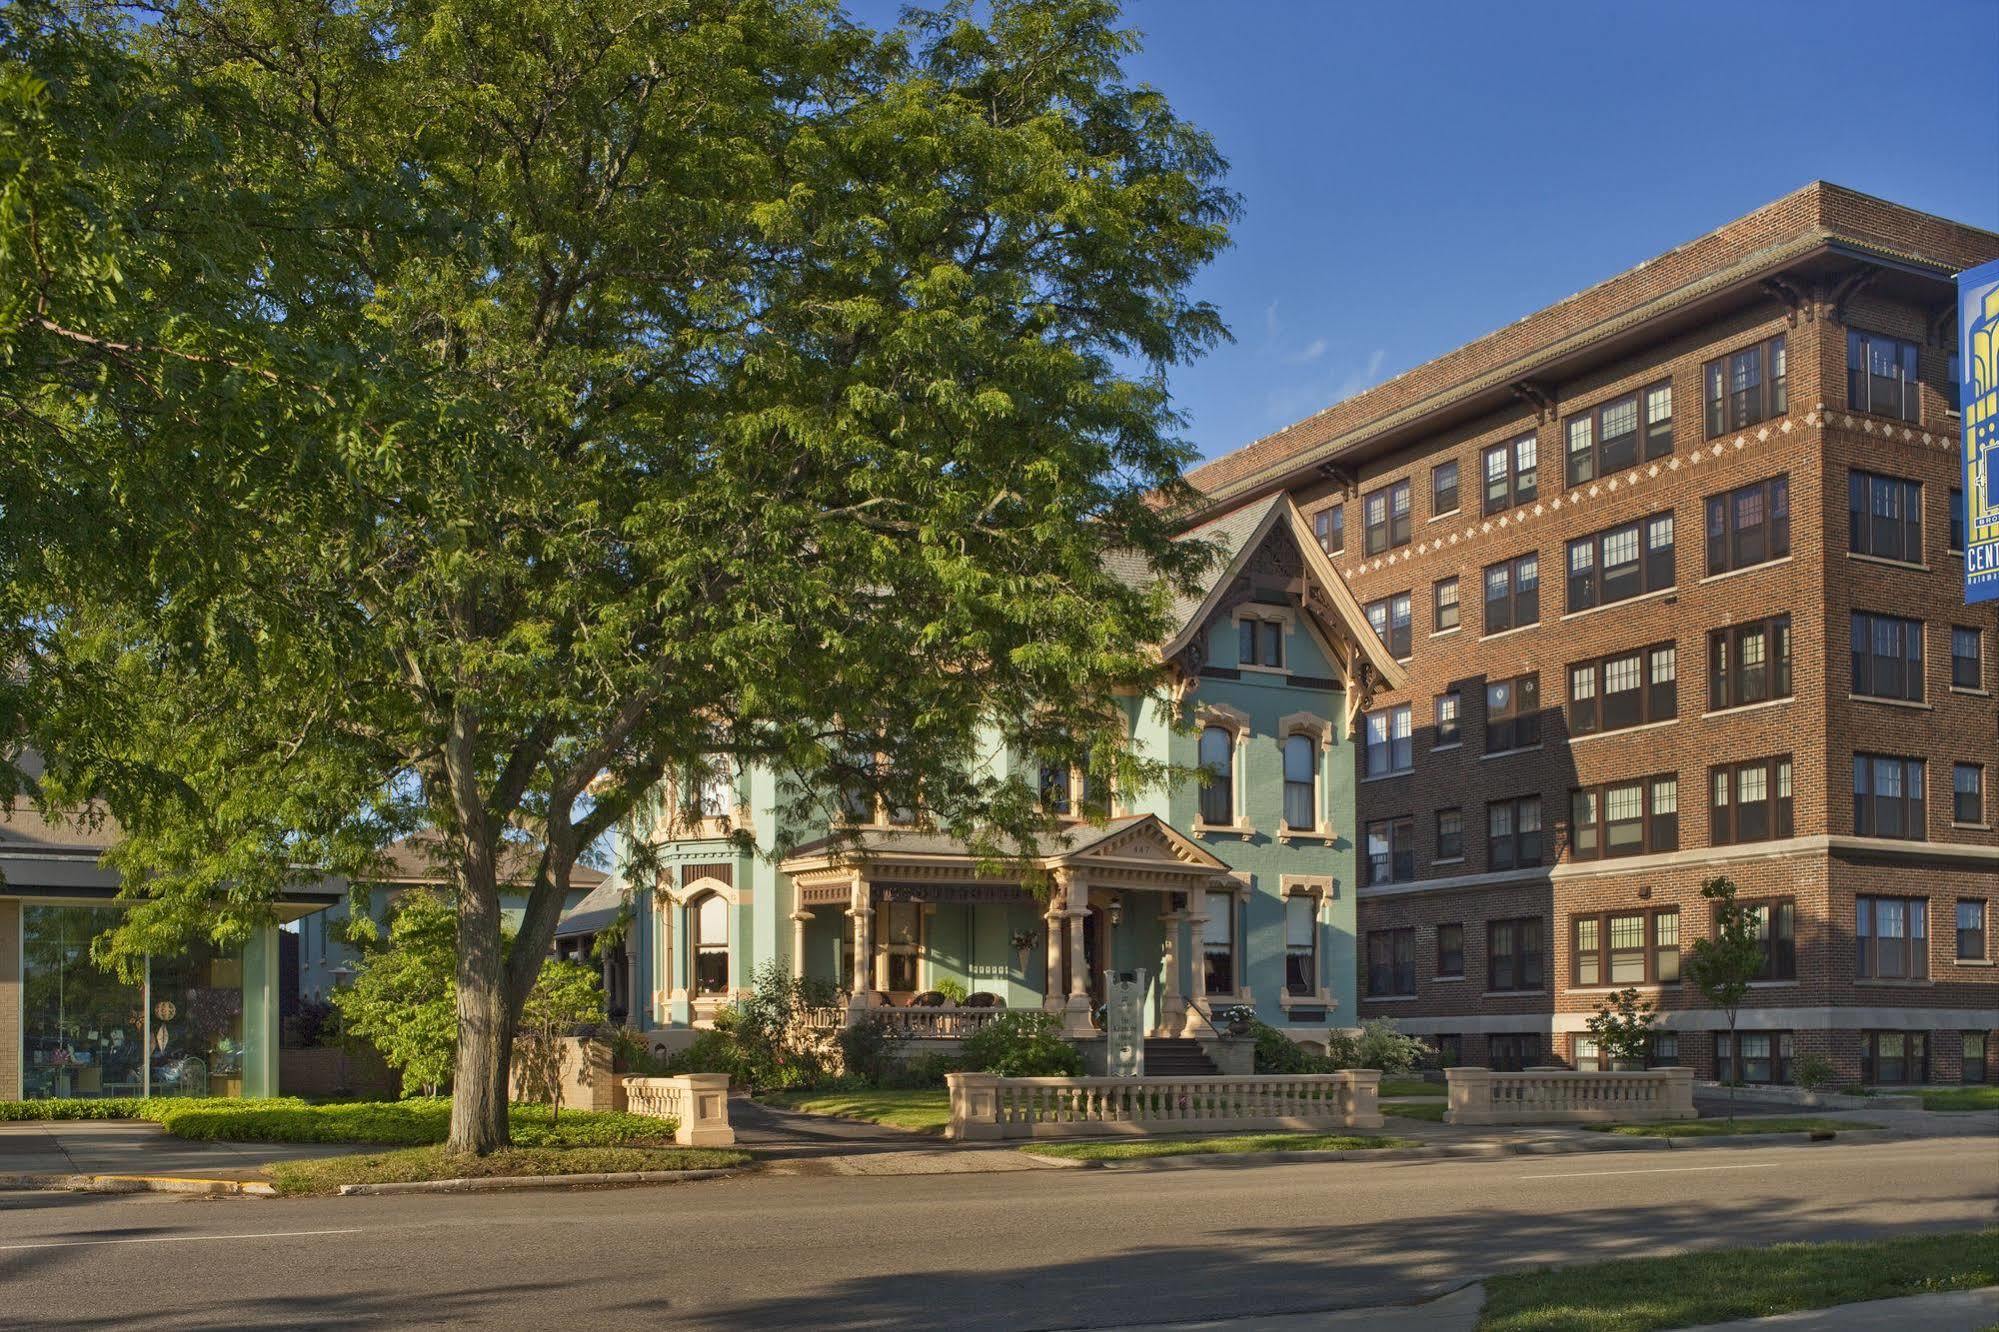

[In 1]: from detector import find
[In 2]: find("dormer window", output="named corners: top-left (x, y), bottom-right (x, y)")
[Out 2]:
top-left (1237, 615), bottom-right (1284, 669)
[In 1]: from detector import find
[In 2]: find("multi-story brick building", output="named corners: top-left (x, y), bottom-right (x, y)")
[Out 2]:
top-left (1187, 182), bottom-right (1999, 1087)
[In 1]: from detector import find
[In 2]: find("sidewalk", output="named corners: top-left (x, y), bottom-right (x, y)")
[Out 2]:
top-left (0, 1119), bottom-right (373, 1191)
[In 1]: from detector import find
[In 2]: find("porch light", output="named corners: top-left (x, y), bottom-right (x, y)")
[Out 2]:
top-left (1108, 894), bottom-right (1124, 926)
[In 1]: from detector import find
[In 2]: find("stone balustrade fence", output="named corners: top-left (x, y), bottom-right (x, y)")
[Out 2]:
top-left (1444, 1065), bottom-right (1697, 1124)
top-left (946, 1070), bottom-right (1383, 1140)
top-left (622, 1073), bottom-right (737, 1146)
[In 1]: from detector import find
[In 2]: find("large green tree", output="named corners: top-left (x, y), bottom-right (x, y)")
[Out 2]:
top-left (3, 0), bottom-right (1234, 1151)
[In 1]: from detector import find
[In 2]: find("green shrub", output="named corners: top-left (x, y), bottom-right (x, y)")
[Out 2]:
top-left (887, 1052), bottom-right (964, 1089)
top-left (1792, 1054), bottom-right (1836, 1092)
top-left (836, 1016), bottom-right (905, 1086)
top-left (959, 1011), bottom-right (1083, 1077)
top-left (934, 977), bottom-right (970, 1005)
top-left (1251, 1021), bottom-right (1318, 1074)
top-left (1323, 1018), bottom-right (1431, 1075)
top-left (0, 1095), bottom-right (675, 1145)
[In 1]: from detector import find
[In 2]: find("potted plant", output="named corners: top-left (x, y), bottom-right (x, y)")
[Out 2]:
top-left (1583, 987), bottom-right (1658, 1071)
top-left (1219, 1004), bottom-right (1256, 1037)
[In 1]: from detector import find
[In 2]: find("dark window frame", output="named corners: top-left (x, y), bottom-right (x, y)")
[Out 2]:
top-left (1365, 927), bottom-right (1417, 997)
top-left (1363, 480), bottom-right (1413, 556)
top-left (1569, 642), bottom-right (1677, 736)
top-left (1487, 916), bottom-right (1545, 993)
top-left (1315, 504), bottom-right (1345, 555)
top-left (1705, 475), bottom-right (1791, 577)
top-left (1484, 673), bottom-right (1541, 753)
top-left (1567, 512), bottom-right (1676, 612)
top-left (1432, 459), bottom-right (1460, 517)
top-left (1436, 922), bottom-right (1465, 978)
top-left (1565, 379), bottom-right (1674, 487)
top-left (1486, 795), bottom-right (1544, 871)
top-left (1850, 611), bottom-right (1924, 703)
top-left (1708, 615), bottom-right (1793, 712)
top-left (1434, 576), bottom-right (1460, 633)
top-left (1853, 753), bottom-right (1926, 840)
top-left (1848, 470), bottom-right (1925, 564)
top-left (1709, 755), bottom-right (1795, 846)
top-left (1434, 691), bottom-right (1461, 749)
top-left (1488, 1032), bottom-right (1541, 1072)
top-left (1860, 1031), bottom-right (1929, 1085)
top-left (1952, 626), bottom-right (1984, 691)
top-left (1362, 815), bottom-right (1416, 886)
top-left (1481, 434), bottom-right (1539, 515)
top-left (1366, 592), bottom-right (1413, 660)
top-left (1847, 328), bottom-right (1920, 423)
top-left (1572, 906), bottom-right (1681, 987)
top-left (1569, 774), bottom-right (1679, 861)
top-left (1954, 764), bottom-right (1985, 827)
top-left (1956, 899), bottom-right (1989, 962)
top-left (1855, 895), bottom-right (1929, 980)
top-left (1717, 1031), bottom-right (1794, 1085)
top-left (1482, 552), bottom-right (1541, 634)
top-left (1704, 334), bottom-right (1787, 437)
top-left (1435, 807), bottom-right (1464, 862)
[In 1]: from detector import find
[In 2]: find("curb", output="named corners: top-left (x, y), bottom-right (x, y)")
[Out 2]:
top-left (0, 1172), bottom-right (274, 1197)
top-left (334, 1166), bottom-right (746, 1196)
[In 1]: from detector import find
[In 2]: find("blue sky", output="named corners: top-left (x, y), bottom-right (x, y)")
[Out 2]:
top-left (861, 1), bottom-right (1999, 462)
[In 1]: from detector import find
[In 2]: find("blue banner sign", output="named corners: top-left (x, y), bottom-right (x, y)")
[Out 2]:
top-left (1963, 256), bottom-right (1999, 605)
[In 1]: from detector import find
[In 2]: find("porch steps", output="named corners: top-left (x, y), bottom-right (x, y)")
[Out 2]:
top-left (1143, 1039), bottom-right (1220, 1077)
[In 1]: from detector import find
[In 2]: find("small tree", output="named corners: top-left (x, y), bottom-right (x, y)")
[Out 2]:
top-left (335, 891), bottom-right (459, 1097)
top-left (511, 961), bottom-right (606, 1124)
top-left (1324, 1019), bottom-right (1432, 1076)
top-left (1584, 987), bottom-right (1659, 1069)
top-left (1685, 876), bottom-right (1765, 1122)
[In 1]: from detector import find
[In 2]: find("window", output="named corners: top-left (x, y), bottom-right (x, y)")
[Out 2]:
top-left (1366, 928), bottom-right (1416, 997)
top-left (693, 894), bottom-right (730, 996)
top-left (1198, 725), bottom-right (1234, 825)
top-left (1710, 756), bottom-right (1794, 845)
top-left (1565, 382), bottom-right (1673, 486)
top-left (1951, 487), bottom-right (1967, 552)
top-left (1739, 899), bottom-right (1797, 981)
top-left (1963, 1033), bottom-right (1987, 1084)
top-left (1570, 775), bottom-right (1678, 860)
top-left (1437, 923), bottom-right (1464, 978)
top-left (1851, 612), bottom-right (1924, 702)
top-left (1315, 504), bottom-right (1345, 555)
top-left (1364, 480), bottom-right (1412, 555)
top-left (694, 760), bottom-right (734, 818)
top-left (1482, 553), bottom-right (1539, 634)
top-left (1039, 762), bottom-right (1072, 815)
top-left (1488, 1033), bottom-right (1540, 1072)
top-left (1861, 1032), bottom-right (1928, 1085)
top-left (1574, 909), bottom-right (1677, 987)
top-left (1282, 734), bottom-right (1317, 831)
top-left (1848, 471), bottom-right (1924, 563)
top-left (1567, 512), bottom-right (1675, 611)
top-left (1847, 329), bottom-right (1919, 422)
top-left (1649, 1030), bottom-right (1680, 1067)
top-left (1434, 576), bottom-right (1460, 633)
top-left (1238, 615), bottom-right (1285, 668)
top-left (1705, 475), bottom-right (1790, 576)
top-left (1484, 674), bottom-right (1540, 753)
top-left (1704, 334), bottom-right (1787, 436)
top-left (1487, 912), bottom-right (1543, 984)
top-left (1482, 435), bottom-right (1538, 514)
top-left (1709, 615), bottom-right (1793, 711)
top-left (1853, 754), bottom-right (1926, 839)
top-left (1435, 808), bottom-right (1464, 862)
top-left (1955, 764), bottom-right (1985, 826)
top-left (1366, 593), bottom-right (1413, 659)
top-left (1285, 895), bottom-right (1319, 995)
top-left (1487, 796), bottom-right (1543, 870)
top-left (1717, 1032), bottom-right (1793, 1085)
top-left (1203, 890), bottom-right (1236, 994)
top-left (1570, 642), bottom-right (1677, 735)
top-left (1434, 692), bottom-right (1461, 748)
top-left (1365, 704), bottom-right (1413, 777)
top-left (1573, 1034), bottom-right (1603, 1072)
top-left (1957, 900), bottom-right (1988, 961)
top-left (1433, 460), bottom-right (1460, 516)
top-left (1856, 896), bottom-right (1928, 980)
top-left (1364, 816), bottom-right (1415, 885)
top-left (1433, 1033), bottom-right (1463, 1067)
top-left (1953, 627), bottom-right (1984, 691)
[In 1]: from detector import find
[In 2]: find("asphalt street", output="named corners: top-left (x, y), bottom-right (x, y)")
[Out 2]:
top-left (0, 1135), bottom-right (1994, 1330)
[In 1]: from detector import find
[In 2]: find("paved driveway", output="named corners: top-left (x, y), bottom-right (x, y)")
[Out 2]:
top-left (0, 1121), bottom-right (374, 1181)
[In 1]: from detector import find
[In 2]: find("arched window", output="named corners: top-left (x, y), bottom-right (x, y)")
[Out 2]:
top-left (1198, 726), bottom-right (1234, 825)
top-left (1283, 734), bottom-right (1317, 830)
top-left (693, 894), bottom-right (730, 995)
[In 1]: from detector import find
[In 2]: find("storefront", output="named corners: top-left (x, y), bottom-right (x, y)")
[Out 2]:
top-left (2, 805), bottom-right (339, 1102)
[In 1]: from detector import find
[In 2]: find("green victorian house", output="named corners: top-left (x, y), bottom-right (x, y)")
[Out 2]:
top-left (622, 494), bottom-right (1405, 1059)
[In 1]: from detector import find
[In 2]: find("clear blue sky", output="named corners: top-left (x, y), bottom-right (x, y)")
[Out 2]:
top-left (860, 1), bottom-right (1999, 462)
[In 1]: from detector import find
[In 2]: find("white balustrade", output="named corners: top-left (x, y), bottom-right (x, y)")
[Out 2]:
top-left (622, 1074), bottom-right (737, 1145)
top-left (1444, 1066), bottom-right (1696, 1124)
top-left (945, 1071), bottom-right (1384, 1140)
top-left (882, 1006), bottom-right (1007, 1039)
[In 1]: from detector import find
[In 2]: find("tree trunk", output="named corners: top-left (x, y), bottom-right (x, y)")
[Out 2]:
top-left (447, 874), bottom-right (513, 1154)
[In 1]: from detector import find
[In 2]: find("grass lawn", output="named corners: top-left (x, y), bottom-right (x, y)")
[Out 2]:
top-left (0, 1096), bottom-right (679, 1148)
top-left (1378, 1077), bottom-right (1445, 1098)
top-left (1018, 1132), bottom-right (1418, 1162)
top-left (1923, 1086), bottom-right (1999, 1112)
top-left (1387, 1101), bottom-right (1446, 1122)
top-left (1477, 1228), bottom-right (1998, 1332)
top-left (267, 1145), bottom-right (748, 1196)
top-left (758, 1088), bottom-right (951, 1134)
top-left (1581, 1116), bottom-right (1881, 1139)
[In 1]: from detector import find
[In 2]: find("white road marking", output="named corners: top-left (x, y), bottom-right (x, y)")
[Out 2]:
top-left (1520, 1162), bottom-right (1784, 1180)
top-left (0, 1227), bottom-right (362, 1252)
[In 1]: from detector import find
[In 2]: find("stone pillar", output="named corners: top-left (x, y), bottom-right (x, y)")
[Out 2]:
top-left (1184, 913), bottom-right (1209, 1037)
top-left (790, 910), bottom-right (811, 980)
top-left (846, 877), bottom-right (873, 1016)
top-left (1043, 904), bottom-right (1065, 1013)
top-left (1062, 909), bottom-right (1094, 1036)
top-left (1157, 910), bottom-right (1186, 1037)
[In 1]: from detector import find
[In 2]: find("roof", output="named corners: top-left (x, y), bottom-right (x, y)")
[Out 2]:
top-left (0, 802), bottom-right (341, 909)
top-left (554, 876), bottom-right (627, 938)
top-left (0, 802), bottom-right (118, 857)
top-left (366, 832), bottom-right (608, 891)
top-left (1186, 182), bottom-right (1999, 509)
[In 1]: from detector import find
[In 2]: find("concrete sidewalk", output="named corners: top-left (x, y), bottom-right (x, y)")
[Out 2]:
top-left (0, 1119), bottom-right (373, 1187)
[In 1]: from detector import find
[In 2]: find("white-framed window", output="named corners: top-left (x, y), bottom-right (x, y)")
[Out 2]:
top-left (1282, 733), bottom-right (1317, 830)
top-left (692, 894), bottom-right (730, 996)
top-left (1198, 725), bottom-right (1235, 825)
top-left (1365, 704), bottom-right (1413, 777)
top-left (1285, 893), bottom-right (1319, 996)
top-left (1203, 889), bottom-right (1237, 994)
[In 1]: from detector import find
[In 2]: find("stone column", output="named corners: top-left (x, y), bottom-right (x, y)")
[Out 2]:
top-left (1042, 903), bottom-right (1066, 1013)
top-left (1184, 912), bottom-right (1209, 1037)
top-left (1157, 910), bottom-right (1186, 1037)
top-left (1062, 884), bottom-right (1094, 1037)
top-left (790, 910), bottom-right (811, 980)
top-left (846, 877), bottom-right (873, 1017)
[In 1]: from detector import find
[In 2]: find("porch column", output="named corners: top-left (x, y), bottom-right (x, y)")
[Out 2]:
top-left (1184, 911), bottom-right (1209, 1037)
top-left (846, 876), bottom-right (873, 1016)
top-left (1157, 909), bottom-right (1187, 1037)
top-left (790, 910), bottom-right (811, 980)
top-left (1042, 903), bottom-right (1065, 1013)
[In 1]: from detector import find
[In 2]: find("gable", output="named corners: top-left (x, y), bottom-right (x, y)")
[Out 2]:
top-left (1065, 815), bottom-right (1229, 873)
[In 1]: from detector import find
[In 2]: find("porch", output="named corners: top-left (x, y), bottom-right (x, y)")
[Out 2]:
top-left (781, 815), bottom-right (1243, 1042)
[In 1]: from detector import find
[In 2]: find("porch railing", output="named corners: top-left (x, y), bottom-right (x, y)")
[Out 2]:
top-left (883, 1006), bottom-right (1007, 1039)
top-left (622, 1073), bottom-right (738, 1146)
top-left (946, 1071), bottom-right (1384, 1140)
top-left (1444, 1066), bottom-right (1696, 1125)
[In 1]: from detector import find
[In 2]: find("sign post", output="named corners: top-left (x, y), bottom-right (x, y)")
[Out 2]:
top-left (1959, 257), bottom-right (1999, 605)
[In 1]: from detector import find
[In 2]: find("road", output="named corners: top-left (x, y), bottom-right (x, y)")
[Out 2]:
top-left (1, 1136), bottom-right (1994, 1330)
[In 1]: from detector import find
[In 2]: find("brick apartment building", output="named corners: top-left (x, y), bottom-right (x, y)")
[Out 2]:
top-left (1187, 182), bottom-right (1999, 1087)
